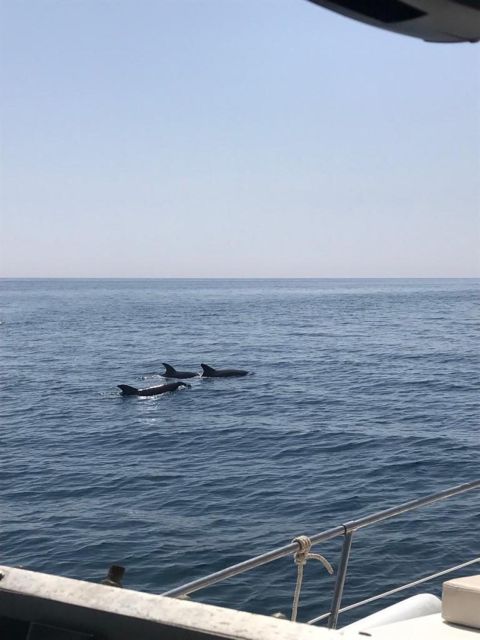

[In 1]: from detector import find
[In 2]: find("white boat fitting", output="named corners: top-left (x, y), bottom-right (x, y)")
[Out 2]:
top-left (0, 481), bottom-right (478, 639)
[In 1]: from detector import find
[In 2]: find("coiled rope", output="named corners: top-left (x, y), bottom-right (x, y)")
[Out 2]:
top-left (291, 535), bottom-right (334, 623)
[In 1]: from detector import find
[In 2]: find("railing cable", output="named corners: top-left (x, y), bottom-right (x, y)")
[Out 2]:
top-left (162, 480), bottom-right (480, 607)
top-left (308, 555), bottom-right (480, 625)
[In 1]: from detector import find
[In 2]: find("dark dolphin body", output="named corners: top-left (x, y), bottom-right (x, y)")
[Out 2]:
top-left (161, 363), bottom-right (198, 379)
top-left (201, 364), bottom-right (249, 378)
top-left (118, 381), bottom-right (190, 397)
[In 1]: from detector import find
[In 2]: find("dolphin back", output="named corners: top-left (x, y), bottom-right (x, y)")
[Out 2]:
top-left (162, 363), bottom-right (177, 377)
top-left (118, 384), bottom-right (138, 395)
top-left (162, 363), bottom-right (197, 378)
top-left (201, 364), bottom-right (248, 377)
top-left (201, 363), bottom-right (216, 376)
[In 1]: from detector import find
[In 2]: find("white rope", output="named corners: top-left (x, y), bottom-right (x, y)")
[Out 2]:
top-left (291, 535), bottom-right (334, 622)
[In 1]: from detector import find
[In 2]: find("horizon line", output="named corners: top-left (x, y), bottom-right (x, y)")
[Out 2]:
top-left (1, 276), bottom-right (479, 281)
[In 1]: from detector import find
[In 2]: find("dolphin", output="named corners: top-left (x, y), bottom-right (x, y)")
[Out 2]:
top-left (161, 363), bottom-right (198, 379)
top-left (118, 381), bottom-right (190, 396)
top-left (200, 363), bottom-right (249, 378)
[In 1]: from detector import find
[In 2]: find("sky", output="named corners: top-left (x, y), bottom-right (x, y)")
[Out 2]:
top-left (0, 0), bottom-right (479, 278)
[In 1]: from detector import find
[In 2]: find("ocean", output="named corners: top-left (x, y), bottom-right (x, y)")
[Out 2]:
top-left (0, 278), bottom-right (478, 624)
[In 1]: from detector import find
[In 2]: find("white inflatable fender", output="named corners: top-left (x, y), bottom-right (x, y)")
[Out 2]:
top-left (339, 593), bottom-right (441, 634)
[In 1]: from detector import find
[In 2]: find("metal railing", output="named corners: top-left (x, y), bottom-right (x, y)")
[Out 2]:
top-left (162, 480), bottom-right (480, 629)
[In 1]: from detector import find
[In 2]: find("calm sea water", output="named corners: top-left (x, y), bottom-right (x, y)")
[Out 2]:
top-left (0, 278), bottom-right (479, 624)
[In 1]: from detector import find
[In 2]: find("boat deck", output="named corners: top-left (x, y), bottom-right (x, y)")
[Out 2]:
top-left (1, 565), bottom-right (480, 640)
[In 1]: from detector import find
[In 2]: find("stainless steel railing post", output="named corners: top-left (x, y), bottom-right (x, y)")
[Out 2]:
top-left (327, 530), bottom-right (354, 630)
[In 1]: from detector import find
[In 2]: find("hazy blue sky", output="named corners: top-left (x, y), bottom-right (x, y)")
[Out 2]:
top-left (1, 0), bottom-right (479, 277)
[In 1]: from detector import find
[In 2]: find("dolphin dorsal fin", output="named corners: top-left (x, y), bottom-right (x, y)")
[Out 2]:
top-left (162, 363), bottom-right (177, 376)
top-left (201, 363), bottom-right (216, 375)
top-left (118, 384), bottom-right (138, 395)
